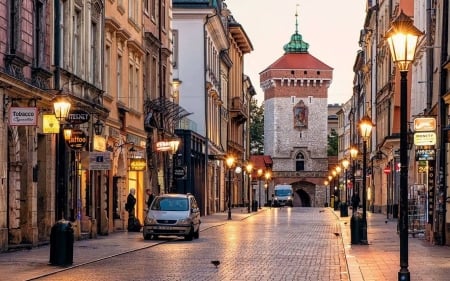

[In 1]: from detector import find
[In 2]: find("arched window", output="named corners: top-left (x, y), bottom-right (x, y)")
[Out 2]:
top-left (296, 152), bottom-right (305, 171)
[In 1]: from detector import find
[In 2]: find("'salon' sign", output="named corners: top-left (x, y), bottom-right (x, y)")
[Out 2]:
top-left (9, 107), bottom-right (38, 126)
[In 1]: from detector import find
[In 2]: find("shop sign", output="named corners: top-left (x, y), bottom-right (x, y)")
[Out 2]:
top-left (415, 149), bottom-right (435, 161)
top-left (89, 152), bottom-right (112, 170)
top-left (414, 132), bottom-right (436, 146)
top-left (174, 166), bottom-right (186, 178)
top-left (93, 135), bottom-right (106, 151)
top-left (414, 117), bottom-right (436, 131)
top-left (9, 107), bottom-right (38, 126)
top-left (129, 158), bottom-right (147, 171)
top-left (66, 129), bottom-right (87, 150)
top-left (42, 114), bottom-right (60, 133)
top-left (66, 109), bottom-right (90, 124)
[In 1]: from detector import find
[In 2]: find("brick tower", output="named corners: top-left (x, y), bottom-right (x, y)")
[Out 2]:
top-left (259, 11), bottom-right (332, 207)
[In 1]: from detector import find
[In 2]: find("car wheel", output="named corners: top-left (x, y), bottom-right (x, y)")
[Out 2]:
top-left (185, 226), bottom-right (194, 241)
top-left (144, 234), bottom-right (151, 240)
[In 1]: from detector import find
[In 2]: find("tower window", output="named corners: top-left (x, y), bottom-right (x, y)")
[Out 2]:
top-left (296, 152), bottom-right (305, 171)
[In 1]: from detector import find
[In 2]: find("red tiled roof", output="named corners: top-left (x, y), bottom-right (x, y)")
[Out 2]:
top-left (263, 53), bottom-right (333, 71)
top-left (249, 155), bottom-right (273, 177)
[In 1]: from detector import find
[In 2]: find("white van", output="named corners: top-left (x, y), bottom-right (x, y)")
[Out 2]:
top-left (273, 184), bottom-right (294, 207)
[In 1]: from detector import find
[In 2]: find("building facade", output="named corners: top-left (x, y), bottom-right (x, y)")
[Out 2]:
top-left (260, 12), bottom-right (331, 207)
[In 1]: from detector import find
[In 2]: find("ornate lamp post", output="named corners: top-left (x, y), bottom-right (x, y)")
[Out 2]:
top-left (359, 114), bottom-right (374, 244)
top-left (324, 180), bottom-right (329, 207)
top-left (335, 166), bottom-right (342, 210)
top-left (328, 175), bottom-right (333, 207)
top-left (386, 11), bottom-right (423, 281)
top-left (350, 146), bottom-right (359, 215)
top-left (265, 170), bottom-right (272, 205)
top-left (341, 159), bottom-right (350, 217)
top-left (257, 168), bottom-right (263, 209)
top-left (225, 155), bottom-right (236, 220)
top-left (246, 163), bottom-right (253, 213)
top-left (331, 170), bottom-right (337, 208)
top-left (53, 95), bottom-right (72, 220)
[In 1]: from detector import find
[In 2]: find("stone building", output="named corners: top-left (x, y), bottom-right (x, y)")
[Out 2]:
top-left (260, 12), bottom-right (331, 207)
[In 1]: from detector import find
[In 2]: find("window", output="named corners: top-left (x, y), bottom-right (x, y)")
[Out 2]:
top-left (295, 152), bottom-right (305, 171)
top-left (90, 21), bottom-right (98, 83)
top-left (161, 0), bottom-right (166, 30)
top-left (9, 0), bottom-right (21, 54)
top-left (172, 30), bottom-right (178, 68)
top-left (59, 0), bottom-right (66, 67)
top-left (73, 9), bottom-right (81, 74)
top-left (117, 55), bottom-right (122, 101)
top-left (33, 0), bottom-right (46, 67)
top-left (150, 0), bottom-right (156, 20)
top-left (144, 0), bottom-right (149, 13)
top-left (105, 46), bottom-right (111, 94)
top-left (129, 63), bottom-right (133, 107)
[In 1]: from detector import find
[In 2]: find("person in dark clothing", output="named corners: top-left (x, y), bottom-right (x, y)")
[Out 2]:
top-left (351, 192), bottom-right (360, 214)
top-left (125, 188), bottom-right (137, 216)
top-left (125, 188), bottom-right (140, 231)
top-left (146, 188), bottom-right (155, 209)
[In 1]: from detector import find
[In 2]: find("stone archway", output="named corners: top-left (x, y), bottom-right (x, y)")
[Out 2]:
top-left (292, 181), bottom-right (316, 207)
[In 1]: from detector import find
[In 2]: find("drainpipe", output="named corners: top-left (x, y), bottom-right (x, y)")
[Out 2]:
top-left (439, 0), bottom-right (449, 246)
top-left (54, 1), bottom-right (60, 89)
top-left (203, 10), bottom-right (216, 216)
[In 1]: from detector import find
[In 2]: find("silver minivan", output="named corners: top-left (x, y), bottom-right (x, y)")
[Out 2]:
top-left (143, 193), bottom-right (201, 241)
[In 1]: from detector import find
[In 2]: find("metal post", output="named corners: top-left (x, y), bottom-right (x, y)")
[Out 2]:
top-left (361, 139), bottom-right (368, 244)
top-left (398, 70), bottom-right (410, 280)
top-left (227, 168), bottom-right (232, 220)
top-left (258, 177), bottom-right (262, 209)
top-left (247, 174), bottom-right (251, 213)
top-left (352, 159), bottom-right (357, 215)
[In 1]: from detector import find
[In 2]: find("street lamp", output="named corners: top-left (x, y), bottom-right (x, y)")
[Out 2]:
top-left (265, 170), bottom-right (271, 205)
top-left (341, 158), bottom-right (350, 217)
top-left (324, 180), bottom-right (329, 207)
top-left (331, 170), bottom-right (337, 208)
top-left (386, 10), bottom-right (423, 281)
top-left (335, 166), bottom-right (342, 210)
top-left (53, 95), bottom-right (72, 220)
top-left (52, 94), bottom-right (72, 122)
top-left (225, 155), bottom-right (236, 220)
top-left (257, 168), bottom-right (263, 209)
top-left (328, 175), bottom-right (333, 207)
top-left (359, 114), bottom-right (374, 245)
top-left (350, 146), bottom-right (359, 215)
top-left (246, 163), bottom-right (253, 213)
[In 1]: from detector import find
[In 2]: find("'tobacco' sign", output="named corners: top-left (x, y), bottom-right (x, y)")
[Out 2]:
top-left (9, 107), bottom-right (38, 126)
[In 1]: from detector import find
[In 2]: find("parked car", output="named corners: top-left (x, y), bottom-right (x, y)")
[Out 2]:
top-left (143, 193), bottom-right (201, 241)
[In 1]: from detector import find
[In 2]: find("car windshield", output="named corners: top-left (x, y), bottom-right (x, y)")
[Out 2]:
top-left (275, 190), bottom-right (291, 196)
top-left (151, 197), bottom-right (189, 211)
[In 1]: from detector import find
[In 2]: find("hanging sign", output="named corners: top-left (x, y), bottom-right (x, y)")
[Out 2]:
top-left (129, 158), bottom-right (147, 171)
top-left (43, 114), bottom-right (60, 133)
top-left (414, 132), bottom-right (436, 146)
top-left (9, 107), bottom-right (38, 126)
top-left (66, 109), bottom-right (90, 124)
top-left (414, 117), bottom-right (436, 131)
top-left (66, 129), bottom-right (87, 150)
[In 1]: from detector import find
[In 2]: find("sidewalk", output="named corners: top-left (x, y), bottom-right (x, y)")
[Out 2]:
top-left (0, 207), bottom-right (258, 281)
top-left (1, 207), bottom-right (449, 281)
top-left (335, 208), bottom-right (450, 281)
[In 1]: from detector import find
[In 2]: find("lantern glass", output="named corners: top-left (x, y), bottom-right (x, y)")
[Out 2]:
top-left (385, 11), bottom-right (423, 72)
top-left (53, 95), bottom-right (71, 122)
top-left (342, 159), bottom-right (350, 169)
top-left (226, 156), bottom-right (235, 169)
top-left (359, 115), bottom-right (374, 139)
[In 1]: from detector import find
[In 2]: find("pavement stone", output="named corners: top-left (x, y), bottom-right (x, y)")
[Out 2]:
top-left (0, 207), bottom-right (449, 281)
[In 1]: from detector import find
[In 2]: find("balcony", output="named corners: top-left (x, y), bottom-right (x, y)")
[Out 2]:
top-left (229, 96), bottom-right (248, 124)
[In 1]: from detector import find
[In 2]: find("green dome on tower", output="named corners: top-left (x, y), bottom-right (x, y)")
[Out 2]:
top-left (283, 9), bottom-right (309, 53)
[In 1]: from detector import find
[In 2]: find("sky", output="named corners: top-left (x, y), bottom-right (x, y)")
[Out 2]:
top-left (224, 0), bottom-right (367, 105)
